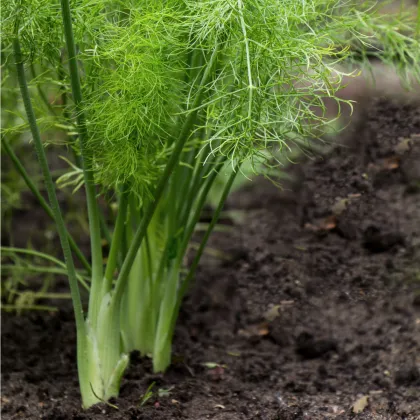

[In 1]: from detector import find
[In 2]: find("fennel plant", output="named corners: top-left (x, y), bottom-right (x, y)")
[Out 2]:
top-left (2, 0), bottom-right (419, 409)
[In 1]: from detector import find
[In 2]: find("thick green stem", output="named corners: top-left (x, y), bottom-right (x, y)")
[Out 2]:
top-left (150, 161), bottom-right (235, 373)
top-left (169, 165), bottom-right (240, 336)
top-left (152, 260), bottom-right (180, 372)
top-left (58, 57), bottom-right (83, 168)
top-left (112, 44), bottom-right (220, 304)
top-left (1, 137), bottom-right (91, 275)
top-left (179, 158), bottom-right (226, 257)
top-left (84, 294), bottom-right (129, 407)
top-left (13, 34), bottom-right (89, 401)
top-left (98, 209), bottom-right (112, 249)
top-left (174, 136), bottom-right (207, 222)
top-left (60, 0), bottom-right (103, 326)
top-left (104, 190), bottom-right (128, 291)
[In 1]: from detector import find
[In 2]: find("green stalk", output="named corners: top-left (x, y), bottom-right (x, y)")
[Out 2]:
top-left (173, 135), bottom-right (205, 221)
top-left (1, 304), bottom-right (59, 312)
top-left (178, 149), bottom-right (220, 238)
top-left (2, 246), bottom-right (79, 269)
top-left (112, 44), bottom-right (220, 304)
top-left (121, 196), bottom-right (160, 354)
top-left (138, 213), bottom-right (161, 352)
top-left (123, 246), bottom-right (154, 354)
top-left (185, 165), bottom-right (240, 290)
top-left (98, 209), bottom-right (112, 248)
top-left (178, 157), bottom-right (226, 258)
top-left (176, 139), bottom-right (214, 225)
top-left (58, 56), bottom-right (83, 168)
top-left (120, 151), bottom-right (224, 361)
top-left (152, 259), bottom-right (180, 372)
top-left (168, 165), bottom-right (240, 341)
top-left (60, 1), bottom-right (129, 407)
top-left (103, 189), bottom-right (129, 291)
top-left (143, 227), bottom-right (155, 283)
top-left (60, 0), bottom-right (103, 326)
top-left (1, 137), bottom-right (91, 275)
top-left (30, 63), bottom-right (57, 116)
top-left (2, 264), bottom-right (88, 285)
top-left (12, 34), bottom-right (89, 403)
top-left (2, 266), bottom-right (88, 292)
top-left (1, 246), bottom-right (89, 290)
top-left (150, 159), bottom-right (228, 373)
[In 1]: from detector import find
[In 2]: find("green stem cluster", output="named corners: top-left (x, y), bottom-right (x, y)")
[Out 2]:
top-left (10, 9), bottom-right (231, 408)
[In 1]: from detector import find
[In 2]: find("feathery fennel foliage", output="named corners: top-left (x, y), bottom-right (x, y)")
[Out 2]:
top-left (2, 0), bottom-right (419, 409)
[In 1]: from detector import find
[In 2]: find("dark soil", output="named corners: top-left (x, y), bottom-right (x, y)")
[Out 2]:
top-left (2, 98), bottom-right (420, 419)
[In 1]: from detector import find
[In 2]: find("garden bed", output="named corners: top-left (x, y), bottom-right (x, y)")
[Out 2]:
top-left (2, 97), bottom-right (420, 419)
